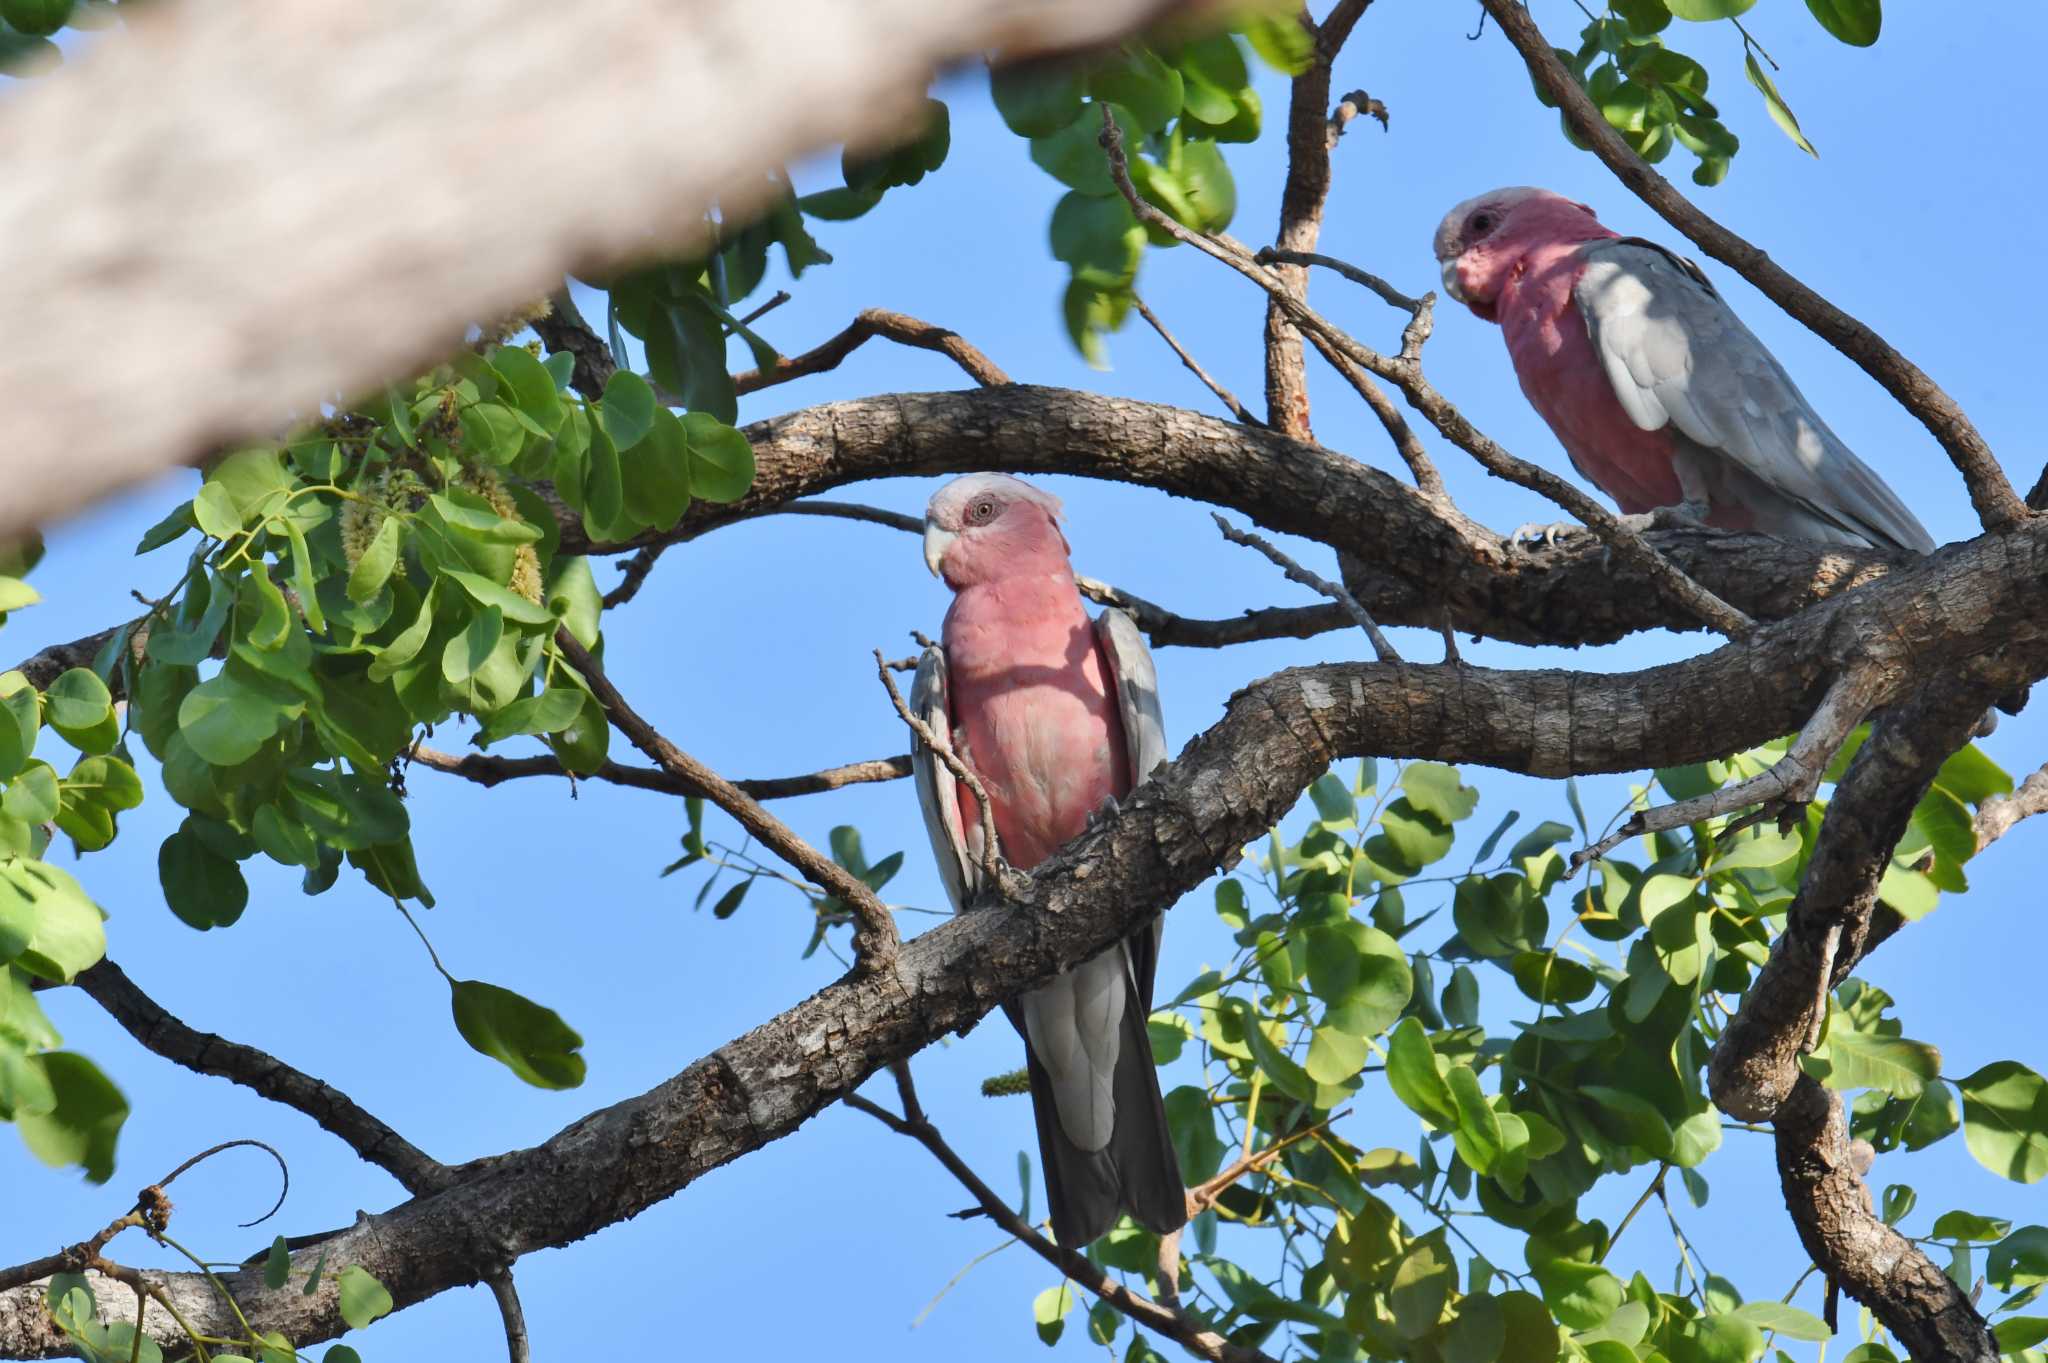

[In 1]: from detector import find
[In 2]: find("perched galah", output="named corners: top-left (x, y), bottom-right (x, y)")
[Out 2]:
top-left (1432, 187), bottom-right (1934, 554)
top-left (912, 473), bottom-right (1185, 1248)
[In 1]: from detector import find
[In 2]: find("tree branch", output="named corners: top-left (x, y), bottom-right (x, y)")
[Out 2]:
top-left (1972, 761), bottom-right (2048, 852)
top-left (407, 744), bottom-right (913, 802)
top-left (8, 542), bottom-right (2048, 1355)
top-left (0, 0), bottom-right (1201, 543)
top-left (731, 308), bottom-right (1010, 395)
top-left (71, 960), bottom-right (451, 1196)
top-left (1211, 514), bottom-right (1400, 663)
top-left (1476, 0), bottom-right (2025, 534)
top-left (872, 649), bottom-right (1004, 884)
top-left (487, 1271), bottom-right (532, 1363)
top-left (552, 630), bottom-right (901, 967)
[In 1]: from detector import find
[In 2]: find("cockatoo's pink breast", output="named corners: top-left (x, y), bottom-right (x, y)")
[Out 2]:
top-left (942, 573), bottom-right (1127, 869)
top-left (1497, 241), bottom-right (1687, 517)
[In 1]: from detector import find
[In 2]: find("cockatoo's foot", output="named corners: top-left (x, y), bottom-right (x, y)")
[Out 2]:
top-left (1508, 520), bottom-right (1586, 550)
top-left (1084, 795), bottom-right (1122, 834)
top-left (1613, 499), bottom-right (1712, 535)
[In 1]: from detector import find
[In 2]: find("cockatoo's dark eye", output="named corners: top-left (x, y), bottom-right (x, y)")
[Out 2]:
top-left (1468, 211), bottom-right (1496, 238)
top-left (967, 500), bottom-right (998, 525)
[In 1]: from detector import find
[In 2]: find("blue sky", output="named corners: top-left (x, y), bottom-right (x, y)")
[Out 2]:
top-left (6, 2), bottom-right (2045, 1359)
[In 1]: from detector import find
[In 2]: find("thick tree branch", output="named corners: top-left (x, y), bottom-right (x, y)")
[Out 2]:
top-left (1478, 0), bottom-right (2025, 534)
top-left (71, 960), bottom-right (451, 1196)
top-left (846, 1071), bottom-right (1271, 1363)
top-left (8, 537), bottom-right (2048, 1355)
top-left (530, 291), bottom-right (615, 402)
top-left (0, 0), bottom-right (1206, 543)
top-left (731, 308), bottom-right (1011, 395)
top-left (553, 630), bottom-right (901, 967)
top-left (407, 744), bottom-right (913, 801)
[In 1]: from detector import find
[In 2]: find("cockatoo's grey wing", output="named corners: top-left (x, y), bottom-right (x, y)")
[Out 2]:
top-left (1093, 607), bottom-right (1168, 1011)
top-left (910, 645), bottom-right (976, 914)
top-left (1573, 238), bottom-right (1935, 555)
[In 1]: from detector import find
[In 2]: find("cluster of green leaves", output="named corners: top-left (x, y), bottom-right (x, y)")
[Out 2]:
top-left (0, 542), bottom-right (135, 1187)
top-left (0, 0), bottom-right (120, 73)
top-left (0, 328), bottom-right (764, 1180)
top-left (592, 99), bottom-right (951, 419)
top-left (43, 1244), bottom-right (393, 1363)
top-left (1011, 738), bottom-right (2046, 1362)
top-left (989, 16), bottom-right (1308, 365)
top-left (1536, 0), bottom-right (1882, 185)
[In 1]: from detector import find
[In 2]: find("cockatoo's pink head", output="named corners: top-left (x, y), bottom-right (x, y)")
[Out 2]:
top-left (1432, 187), bottom-right (1611, 321)
top-left (922, 473), bottom-right (1072, 589)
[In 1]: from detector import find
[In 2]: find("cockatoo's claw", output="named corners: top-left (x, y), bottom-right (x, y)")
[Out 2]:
top-left (1084, 795), bottom-right (1122, 833)
top-left (1508, 520), bottom-right (1586, 550)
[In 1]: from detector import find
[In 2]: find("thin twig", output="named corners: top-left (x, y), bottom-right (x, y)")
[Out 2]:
top-left (1185, 1112), bottom-right (1346, 1217)
top-left (733, 289), bottom-right (792, 328)
top-left (602, 543), bottom-right (667, 608)
top-left (1297, 325), bottom-right (1447, 496)
top-left (1211, 514), bottom-right (1402, 663)
top-left (408, 744), bottom-right (913, 801)
top-left (1255, 248), bottom-right (1421, 313)
top-left (555, 629), bottom-right (900, 967)
top-left (1570, 666), bottom-right (1883, 870)
top-left (872, 648), bottom-right (1002, 885)
top-left (778, 500), bottom-right (923, 534)
top-left (155, 1139), bottom-right (291, 1228)
top-left (1972, 761), bottom-right (2048, 852)
top-left (1600, 1163), bottom-right (1669, 1264)
top-left (487, 1271), bottom-right (532, 1363)
top-left (1132, 294), bottom-right (1262, 427)
top-left (732, 308), bottom-right (1010, 394)
top-left (1096, 106), bottom-right (1754, 641)
top-left (843, 1066), bottom-right (1276, 1363)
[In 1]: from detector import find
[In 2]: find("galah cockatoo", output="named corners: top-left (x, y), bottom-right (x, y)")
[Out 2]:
top-left (1432, 187), bottom-right (1934, 554)
top-left (912, 473), bottom-right (1185, 1248)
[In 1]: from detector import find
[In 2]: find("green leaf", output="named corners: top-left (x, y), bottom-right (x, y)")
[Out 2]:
top-left (1745, 52), bottom-right (1816, 156)
top-left (1387, 1017), bottom-right (1458, 1128)
top-left (1995, 1317), bottom-right (2048, 1353)
top-left (4, 861), bottom-right (105, 983)
top-left (346, 515), bottom-right (403, 605)
top-left (1401, 763), bottom-right (1479, 823)
top-left (192, 480), bottom-right (244, 538)
top-left (16, 1051), bottom-right (127, 1182)
top-left (1535, 1259), bottom-right (1626, 1330)
top-left (1665, 0), bottom-right (1755, 17)
top-left (1447, 1063), bottom-right (1503, 1174)
top-left (1049, 190), bottom-right (1144, 287)
top-left (1805, 0), bottom-right (1879, 45)
top-left (1990, 1227), bottom-right (2048, 1290)
top-left (159, 823), bottom-right (250, 930)
top-left (1240, 12), bottom-right (1314, 74)
top-left (1389, 1233), bottom-right (1457, 1338)
top-left (990, 62), bottom-right (1089, 137)
top-left (263, 1236), bottom-right (290, 1290)
top-left (2, 0), bottom-right (74, 38)
top-left (178, 668), bottom-right (300, 765)
top-left (1510, 951), bottom-right (1596, 1005)
top-left (1029, 101), bottom-right (1141, 197)
top-left (1087, 48), bottom-right (1182, 133)
top-left (795, 186), bottom-right (883, 221)
top-left (581, 412), bottom-right (627, 541)
top-left (148, 568), bottom-right (233, 666)
top-left (442, 605), bottom-right (504, 687)
top-left (1958, 1061), bottom-right (2048, 1183)
top-left (5, 761), bottom-right (58, 826)
top-left (681, 412), bottom-right (756, 503)
top-left (1930, 1210), bottom-right (2010, 1242)
top-left (1669, 1314), bottom-right (1767, 1363)
top-left (336, 1265), bottom-right (393, 1330)
top-left (1804, 1030), bottom-right (1940, 1099)
top-left (443, 569), bottom-right (555, 627)
top-left (368, 582), bottom-right (436, 683)
top-left (44, 667), bottom-right (111, 743)
top-left (600, 370), bottom-right (658, 452)
top-left (1935, 742), bottom-right (2011, 806)
top-left (1061, 278), bottom-right (1132, 369)
top-left (843, 97), bottom-right (950, 190)
top-left (489, 344), bottom-right (565, 433)
top-left (0, 681), bottom-right (39, 785)
top-left (1731, 1301), bottom-right (1830, 1341)
top-left (450, 979), bottom-right (586, 1089)
top-left (1032, 1283), bottom-right (1073, 1345)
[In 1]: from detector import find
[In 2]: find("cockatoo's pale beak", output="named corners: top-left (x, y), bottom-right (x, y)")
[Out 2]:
top-left (922, 520), bottom-right (957, 579)
top-left (1440, 257), bottom-right (1467, 304)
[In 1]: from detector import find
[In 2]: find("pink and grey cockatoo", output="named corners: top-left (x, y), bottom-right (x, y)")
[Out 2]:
top-left (912, 473), bottom-right (1184, 1248)
top-left (1432, 187), bottom-right (1934, 554)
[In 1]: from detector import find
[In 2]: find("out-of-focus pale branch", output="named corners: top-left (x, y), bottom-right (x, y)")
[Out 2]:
top-left (0, 0), bottom-right (1219, 541)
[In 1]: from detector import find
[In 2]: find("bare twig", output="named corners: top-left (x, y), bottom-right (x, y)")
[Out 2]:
top-left (408, 744), bottom-right (913, 801)
top-left (1096, 107), bottom-right (1755, 641)
top-left (732, 308), bottom-right (1010, 395)
top-left (1973, 761), bottom-right (2048, 852)
top-left (1570, 665), bottom-right (1884, 869)
top-left (555, 629), bottom-right (900, 967)
top-left (872, 648), bottom-right (1003, 885)
top-left (778, 500), bottom-right (923, 535)
top-left (154, 1139), bottom-right (291, 1228)
top-left (1297, 326), bottom-right (1446, 496)
top-left (0, 1210), bottom-right (146, 1295)
top-left (844, 1067), bottom-right (1275, 1363)
top-left (1212, 515), bottom-right (1401, 664)
top-left (1073, 576), bottom-right (1353, 650)
top-left (73, 960), bottom-right (452, 1195)
top-left (1132, 294), bottom-right (1262, 427)
top-left (1256, 247), bottom-right (1421, 314)
top-left (1478, 0), bottom-right (2024, 534)
top-left (733, 289), bottom-right (792, 328)
top-left (602, 543), bottom-right (667, 608)
top-left (1184, 1112), bottom-right (1344, 1217)
top-left (487, 1271), bottom-right (532, 1363)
